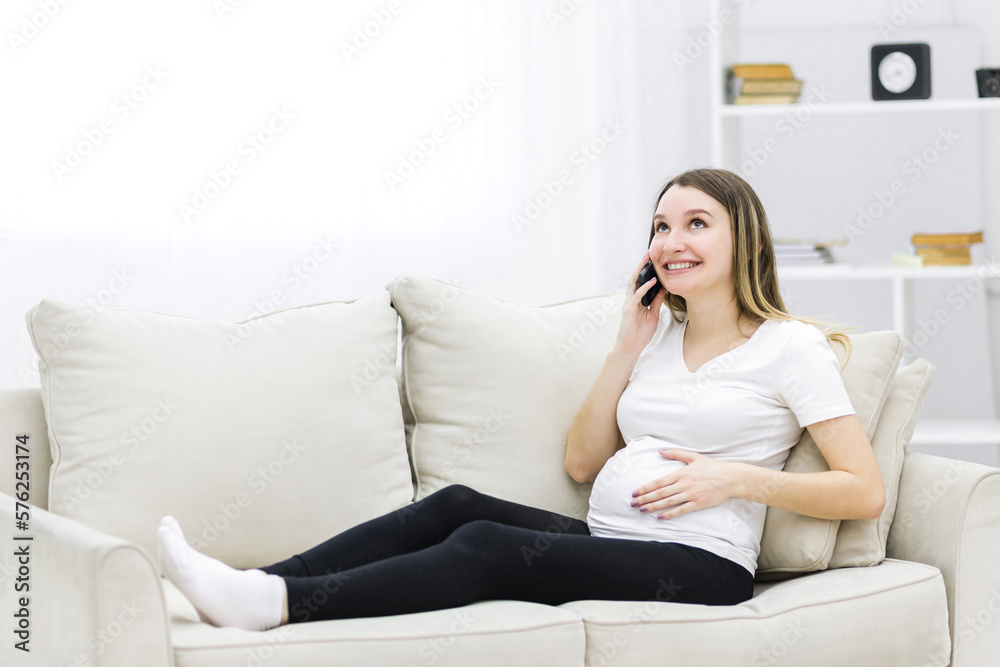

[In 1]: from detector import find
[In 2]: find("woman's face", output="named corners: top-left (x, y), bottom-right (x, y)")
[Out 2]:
top-left (649, 185), bottom-right (734, 302)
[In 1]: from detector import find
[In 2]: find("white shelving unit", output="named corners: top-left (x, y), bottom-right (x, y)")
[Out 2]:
top-left (776, 263), bottom-right (991, 350)
top-left (776, 265), bottom-right (1000, 448)
top-left (708, 0), bottom-right (1000, 449)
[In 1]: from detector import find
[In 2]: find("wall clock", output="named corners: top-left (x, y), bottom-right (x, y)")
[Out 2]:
top-left (871, 43), bottom-right (931, 100)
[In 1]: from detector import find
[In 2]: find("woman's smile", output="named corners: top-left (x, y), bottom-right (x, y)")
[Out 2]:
top-left (664, 260), bottom-right (701, 273)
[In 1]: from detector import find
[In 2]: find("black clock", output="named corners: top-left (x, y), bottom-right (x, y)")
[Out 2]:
top-left (871, 43), bottom-right (931, 100)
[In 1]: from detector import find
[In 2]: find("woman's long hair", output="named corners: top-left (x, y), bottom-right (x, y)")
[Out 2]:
top-left (649, 168), bottom-right (853, 368)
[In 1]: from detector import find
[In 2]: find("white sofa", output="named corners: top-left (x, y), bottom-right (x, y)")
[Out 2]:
top-left (2, 273), bottom-right (999, 666)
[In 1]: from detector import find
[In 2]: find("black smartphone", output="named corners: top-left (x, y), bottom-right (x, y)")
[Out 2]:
top-left (636, 261), bottom-right (661, 307)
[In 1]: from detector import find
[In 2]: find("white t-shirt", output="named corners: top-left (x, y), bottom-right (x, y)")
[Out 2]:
top-left (586, 311), bottom-right (856, 575)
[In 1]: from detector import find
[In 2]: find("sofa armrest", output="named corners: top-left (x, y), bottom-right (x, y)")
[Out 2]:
top-left (0, 493), bottom-right (172, 667)
top-left (0, 388), bottom-right (51, 511)
top-left (887, 452), bottom-right (1000, 667)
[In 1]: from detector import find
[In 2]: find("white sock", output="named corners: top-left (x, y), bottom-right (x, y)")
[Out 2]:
top-left (157, 515), bottom-right (285, 631)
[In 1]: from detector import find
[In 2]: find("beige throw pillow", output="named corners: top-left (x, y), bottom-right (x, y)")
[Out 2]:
top-left (387, 274), bottom-right (623, 520)
top-left (26, 295), bottom-right (413, 569)
top-left (828, 358), bottom-right (936, 568)
top-left (756, 330), bottom-right (904, 579)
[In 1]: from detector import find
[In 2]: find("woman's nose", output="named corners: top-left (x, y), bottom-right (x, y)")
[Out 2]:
top-left (660, 233), bottom-right (686, 255)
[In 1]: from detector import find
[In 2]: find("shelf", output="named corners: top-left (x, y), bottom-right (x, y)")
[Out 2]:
top-left (709, 0), bottom-right (998, 447)
top-left (719, 97), bottom-right (1000, 118)
top-left (777, 263), bottom-right (992, 280)
top-left (910, 419), bottom-right (1000, 447)
top-left (776, 263), bottom-right (996, 353)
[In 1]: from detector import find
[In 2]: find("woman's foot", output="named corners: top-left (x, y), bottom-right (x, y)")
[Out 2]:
top-left (157, 515), bottom-right (286, 631)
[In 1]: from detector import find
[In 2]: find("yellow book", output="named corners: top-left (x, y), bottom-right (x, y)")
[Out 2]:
top-left (920, 255), bottom-right (973, 266)
top-left (731, 64), bottom-right (795, 79)
top-left (739, 78), bottom-right (804, 95)
top-left (910, 231), bottom-right (983, 245)
top-left (734, 94), bottom-right (800, 105)
top-left (914, 247), bottom-right (971, 258)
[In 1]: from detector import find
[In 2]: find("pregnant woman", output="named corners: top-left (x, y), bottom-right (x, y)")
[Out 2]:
top-left (158, 167), bottom-right (885, 631)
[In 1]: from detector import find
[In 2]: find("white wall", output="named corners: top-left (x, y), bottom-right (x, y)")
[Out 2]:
top-left (1, 0), bottom-right (707, 384)
top-left (2, 0), bottom-right (998, 461)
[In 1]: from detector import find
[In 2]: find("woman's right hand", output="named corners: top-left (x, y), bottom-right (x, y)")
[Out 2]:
top-left (614, 251), bottom-right (667, 358)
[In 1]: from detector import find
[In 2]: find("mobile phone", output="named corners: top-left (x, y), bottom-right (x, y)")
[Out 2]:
top-left (636, 261), bottom-right (661, 307)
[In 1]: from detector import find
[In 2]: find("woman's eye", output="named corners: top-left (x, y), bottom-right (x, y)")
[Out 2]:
top-left (656, 223), bottom-right (668, 232)
top-left (691, 218), bottom-right (706, 228)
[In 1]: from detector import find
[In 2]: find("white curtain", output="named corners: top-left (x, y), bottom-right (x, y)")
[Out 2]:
top-left (0, 0), bottom-right (710, 389)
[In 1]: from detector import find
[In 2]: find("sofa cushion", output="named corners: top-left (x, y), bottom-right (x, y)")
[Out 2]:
top-left (756, 330), bottom-right (904, 578)
top-left (26, 295), bottom-right (413, 569)
top-left (829, 358), bottom-right (936, 568)
top-left (389, 275), bottom-right (907, 575)
top-left (164, 584), bottom-right (586, 667)
top-left (560, 559), bottom-right (950, 666)
top-left (387, 274), bottom-right (623, 519)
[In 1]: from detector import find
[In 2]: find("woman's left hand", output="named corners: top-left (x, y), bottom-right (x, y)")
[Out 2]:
top-left (630, 449), bottom-right (741, 520)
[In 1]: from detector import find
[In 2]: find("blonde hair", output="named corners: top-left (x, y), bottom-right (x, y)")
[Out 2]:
top-left (649, 168), bottom-right (854, 369)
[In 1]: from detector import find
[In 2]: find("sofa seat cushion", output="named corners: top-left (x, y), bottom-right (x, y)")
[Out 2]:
top-left (560, 559), bottom-right (951, 666)
top-left (163, 579), bottom-right (585, 667)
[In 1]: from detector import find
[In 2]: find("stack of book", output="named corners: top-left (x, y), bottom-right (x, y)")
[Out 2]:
top-left (728, 64), bottom-right (803, 105)
top-left (911, 231), bottom-right (983, 265)
top-left (773, 239), bottom-right (841, 265)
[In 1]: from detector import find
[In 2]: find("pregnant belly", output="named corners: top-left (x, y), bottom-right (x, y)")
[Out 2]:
top-left (587, 437), bottom-right (687, 536)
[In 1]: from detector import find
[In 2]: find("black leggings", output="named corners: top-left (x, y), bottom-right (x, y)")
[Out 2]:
top-left (257, 484), bottom-right (754, 623)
